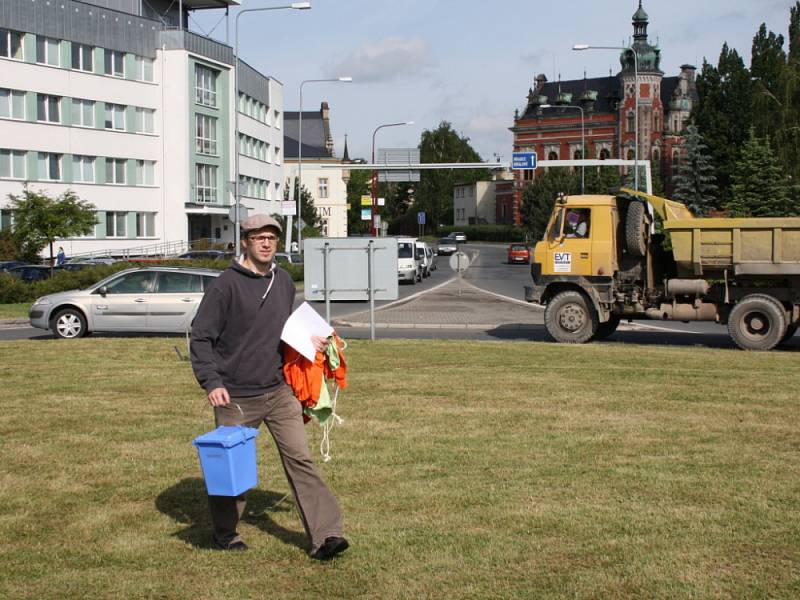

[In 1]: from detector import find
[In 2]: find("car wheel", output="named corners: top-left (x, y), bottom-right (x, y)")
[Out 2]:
top-left (727, 294), bottom-right (786, 351)
top-left (53, 308), bottom-right (88, 339)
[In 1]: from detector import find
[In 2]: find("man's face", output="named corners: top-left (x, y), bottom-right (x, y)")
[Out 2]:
top-left (243, 226), bottom-right (280, 264)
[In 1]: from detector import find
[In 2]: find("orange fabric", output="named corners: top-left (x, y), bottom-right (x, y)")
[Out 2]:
top-left (283, 334), bottom-right (348, 414)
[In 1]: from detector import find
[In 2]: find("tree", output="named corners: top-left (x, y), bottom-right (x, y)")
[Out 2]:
top-left (345, 168), bottom-right (370, 236)
top-left (7, 188), bottom-right (96, 267)
top-left (416, 121), bottom-right (488, 232)
top-left (693, 45), bottom-right (753, 200)
top-left (671, 123), bottom-right (719, 216)
top-left (520, 169), bottom-right (580, 241)
top-left (284, 177), bottom-right (321, 237)
top-left (728, 129), bottom-right (791, 217)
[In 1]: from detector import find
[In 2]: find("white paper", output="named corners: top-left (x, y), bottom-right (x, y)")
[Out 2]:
top-left (281, 302), bottom-right (334, 362)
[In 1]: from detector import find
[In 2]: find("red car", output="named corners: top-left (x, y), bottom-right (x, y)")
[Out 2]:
top-left (507, 243), bottom-right (530, 264)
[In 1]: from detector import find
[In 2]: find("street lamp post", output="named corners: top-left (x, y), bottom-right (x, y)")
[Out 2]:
top-left (573, 43), bottom-right (639, 192)
top-left (233, 2), bottom-right (310, 255)
top-left (370, 121), bottom-right (414, 236)
top-left (295, 76), bottom-right (352, 253)
top-left (541, 103), bottom-right (585, 193)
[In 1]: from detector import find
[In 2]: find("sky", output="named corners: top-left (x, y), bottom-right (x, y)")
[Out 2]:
top-left (191, 0), bottom-right (796, 163)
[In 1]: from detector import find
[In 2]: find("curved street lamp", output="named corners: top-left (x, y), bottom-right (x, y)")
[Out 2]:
top-left (233, 2), bottom-right (311, 254)
top-left (295, 76), bottom-right (352, 252)
top-left (573, 43), bottom-right (639, 192)
top-left (371, 121), bottom-right (414, 236)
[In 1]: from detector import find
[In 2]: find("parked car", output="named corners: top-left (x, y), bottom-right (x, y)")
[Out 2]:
top-left (397, 237), bottom-right (422, 284)
top-left (275, 252), bottom-right (303, 265)
top-left (447, 231), bottom-right (467, 243)
top-left (414, 241), bottom-right (436, 277)
top-left (60, 262), bottom-right (99, 272)
top-left (28, 266), bottom-right (222, 339)
top-left (437, 238), bottom-right (458, 256)
top-left (176, 250), bottom-right (234, 261)
top-left (426, 245), bottom-right (437, 272)
top-left (507, 243), bottom-right (531, 264)
top-left (67, 256), bottom-right (116, 265)
top-left (0, 260), bottom-right (26, 272)
top-left (5, 265), bottom-right (59, 282)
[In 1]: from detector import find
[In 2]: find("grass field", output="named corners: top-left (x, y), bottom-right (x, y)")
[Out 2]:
top-left (1, 338), bottom-right (798, 599)
top-left (0, 302), bottom-right (30, 319)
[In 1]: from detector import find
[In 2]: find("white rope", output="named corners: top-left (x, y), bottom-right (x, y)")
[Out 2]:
top-left (320, 383), bottom-right (344, 462)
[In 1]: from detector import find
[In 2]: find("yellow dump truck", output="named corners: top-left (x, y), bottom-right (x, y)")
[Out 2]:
top-left (524, 189), bottom-right (800, 350)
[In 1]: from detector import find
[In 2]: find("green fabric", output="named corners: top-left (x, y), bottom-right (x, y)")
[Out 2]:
top-left (304, 380), bottom-right (332, 425)
top-left (326, 338), bottom-right (340, 370)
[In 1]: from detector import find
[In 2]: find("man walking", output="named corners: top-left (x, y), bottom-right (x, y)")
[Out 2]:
top-left (190, 214), bottom-right (348, 560)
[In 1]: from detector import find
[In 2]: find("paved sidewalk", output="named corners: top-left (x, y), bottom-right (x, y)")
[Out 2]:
top-left (333, 278), bottom-right (543, 330)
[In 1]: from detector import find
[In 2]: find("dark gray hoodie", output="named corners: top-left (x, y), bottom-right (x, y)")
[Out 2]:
top-left (190, 260), bottom-right (296, 396)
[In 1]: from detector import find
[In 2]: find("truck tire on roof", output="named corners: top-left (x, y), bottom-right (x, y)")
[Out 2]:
top-left (727, 294), bottom-right (787, 351)
top-left (625, 200), bottom-right (647, 257)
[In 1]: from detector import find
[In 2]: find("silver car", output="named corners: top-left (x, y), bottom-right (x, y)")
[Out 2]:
top-left (28, 266), bottom-right (221, 339)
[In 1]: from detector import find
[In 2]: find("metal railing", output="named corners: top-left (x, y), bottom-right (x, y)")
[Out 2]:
top-left (63, 238), bottom-right (225, 262)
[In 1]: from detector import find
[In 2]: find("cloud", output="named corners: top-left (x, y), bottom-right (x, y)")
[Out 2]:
top-left (326, 36), bottom-right (434, 83)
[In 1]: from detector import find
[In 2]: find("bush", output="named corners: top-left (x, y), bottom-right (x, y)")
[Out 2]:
top-left (439, 225), bottom-right (527, 243)
top-left (0, 259), bottom-right (304, 304)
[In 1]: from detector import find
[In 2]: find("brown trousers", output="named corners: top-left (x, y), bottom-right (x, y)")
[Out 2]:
top-left (208, 384), bottom-right (343, 552)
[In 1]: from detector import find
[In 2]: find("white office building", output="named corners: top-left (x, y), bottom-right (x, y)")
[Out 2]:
top-left (0, 0), bottom-right (285, 258)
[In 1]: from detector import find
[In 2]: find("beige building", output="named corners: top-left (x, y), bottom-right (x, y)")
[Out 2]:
top-left (453, 170), bottom-right (514, 226)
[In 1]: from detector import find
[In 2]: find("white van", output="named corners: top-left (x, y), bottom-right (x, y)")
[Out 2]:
top-left (415, 240), bottom-right (433, 278)
top-left (397, 238), bottom-right (422, 284)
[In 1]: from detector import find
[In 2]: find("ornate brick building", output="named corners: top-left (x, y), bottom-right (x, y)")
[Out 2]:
top-left (504, 1), bottom-right (698, 225)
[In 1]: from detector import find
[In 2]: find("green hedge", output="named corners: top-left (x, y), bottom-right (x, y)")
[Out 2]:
top-left (0, 259), bottom-right (304, 304)
top-left (439, 225), bottom-right (527, 243)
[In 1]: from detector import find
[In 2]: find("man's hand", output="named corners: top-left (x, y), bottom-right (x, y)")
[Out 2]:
top-left (311, 335), bottom-right (330, 354)
top-left (207, 387), bottom-right (230, 407)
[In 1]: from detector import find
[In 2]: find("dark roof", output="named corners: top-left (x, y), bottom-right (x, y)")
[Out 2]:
top-left (520, 75), bottom-right (621, 120)
top-left (283, 111), bottom-right (331, 159)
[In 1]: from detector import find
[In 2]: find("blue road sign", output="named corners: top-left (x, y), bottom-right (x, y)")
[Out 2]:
top-left (512, 152), bottom-right (538, 170)
top-left (417, 211), bottom-right (426, 225)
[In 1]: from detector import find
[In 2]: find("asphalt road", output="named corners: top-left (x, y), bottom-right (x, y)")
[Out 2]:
top-left (2, 243), bottom-right (798, 351)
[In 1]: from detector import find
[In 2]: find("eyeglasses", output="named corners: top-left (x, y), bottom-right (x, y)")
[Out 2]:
top-left (248, 234), bottom-right (279, 244)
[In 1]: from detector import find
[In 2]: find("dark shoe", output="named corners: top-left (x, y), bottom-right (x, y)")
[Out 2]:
top-left (214, 539), bottom-right (248, 551)
top-left (310, 536), bottom-right (349, 560)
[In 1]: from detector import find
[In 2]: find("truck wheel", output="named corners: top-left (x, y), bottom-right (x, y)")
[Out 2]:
top-left (53, 308), bottom-right (88, 339)
top-left (544, 290), bottom-right (598, 343)
top-left (780, 324), bottom-right (798, 343)
top-left (593, 314), bottom-right (621, 340)
top-left (727, 294), bottom-right (787, 351)
top-left (625, 200), bottom-right (647, 257)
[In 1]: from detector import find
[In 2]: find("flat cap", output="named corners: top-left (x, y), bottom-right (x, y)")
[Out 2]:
top-left (241, 213), bottom-right (282, 234)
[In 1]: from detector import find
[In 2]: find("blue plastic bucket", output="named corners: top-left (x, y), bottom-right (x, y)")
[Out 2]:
top-left (193, 425), bottom-right (260, 496)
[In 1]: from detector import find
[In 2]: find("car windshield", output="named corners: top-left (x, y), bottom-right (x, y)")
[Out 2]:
top-left (398, 243), bottom-right (413, 258)
top-left (511, 244), bottom-right (527, 251)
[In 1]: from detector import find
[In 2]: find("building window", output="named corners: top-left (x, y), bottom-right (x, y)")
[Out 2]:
top-left (104, 103), bottom-right (126, 131)
top-left (547, 151), bottom-right (558, 160)
top-left (37, 94), bottom-right (61, 123)
top-left (71, 43), bottom-right (93, 72)
top-left (135, 160), bottom-right (155, 186)
top-left (106, 211), bottom-right (127, 237)
top-left (0, 28), bottom-right (23, 60)
top-left (318, 178), bottom-right (329, 199)
top-left (134, 56), bottom-right (154, 82)
top-left (652, 148), bottom-right (660, 164)
top-left (654, 113), bottom-right (660, 132)
top-left (134, 107), bottom-right (154, 134)
top-left (196, 164), bottom-right (217, 203)
top-left (274, 110), bottom-right (281, 128)
top-left (523, 169), bottom-right (534, 181)
top-left (0, 88), bottom-right (25, 119)
top-left (627, 149), bottom-right (635, 161)
top-left (274, 146), bottom-right (281, 165)
top-left (0, 149), bottom-right (26, 179)
top-left (105, 158), bottom-right (126, 184)
top-left (72, 155), bottom-right (95, 183)
top-left (37, 152), bottom-right (62, 181)
top-left (196, 115), bottom-right (217, 155)
top-left (1, 209), bottom-right (13, 230)
top-left (627, 112), bottom-right (635, 133)
top-left (599, 148), bottom-right (610, 160)
top-left (136, 212), bottom-right (155, 237)
top-left (104, 50), bottom-right (124, 77)
top-left (36, 36), bottom-right (60, 66)
top-left (71, 99), bottom-right (95, 127)
top-left (573, 149), bottom-right (583, 160)
top-left (195, 65), bottom-right (217, 107)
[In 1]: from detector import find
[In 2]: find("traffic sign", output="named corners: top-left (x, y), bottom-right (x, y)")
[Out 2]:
top-left (417, 211), bottom-right (426, 225)
top-left (511, 151), bottom-right (537, 170)
top-left (449, 251), bottom-right (470, 272)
